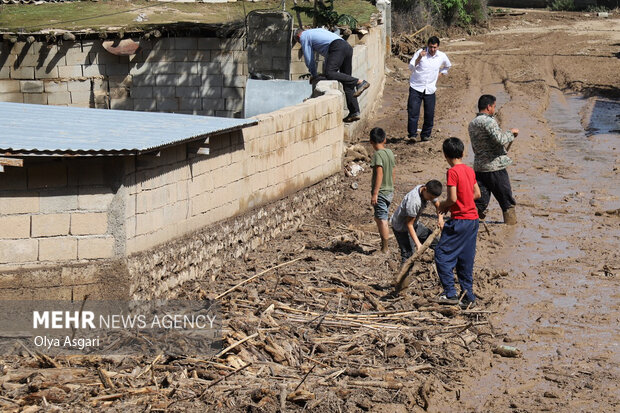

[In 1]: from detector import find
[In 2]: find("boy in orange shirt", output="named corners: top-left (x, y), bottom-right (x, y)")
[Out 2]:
top-left (435, 137), bottom-right (481, 309)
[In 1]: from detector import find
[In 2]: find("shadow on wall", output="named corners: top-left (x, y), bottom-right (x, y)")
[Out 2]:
top-left (247, 10), bottom-right (293, 80)
top-left (0, 34), bottom-right (247, 118)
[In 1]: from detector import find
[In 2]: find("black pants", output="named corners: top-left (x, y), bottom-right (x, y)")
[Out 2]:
top-left (475, 168), bottom-right (516, 214)
top-left (407, 87), bottom-right (436, 138)
top-left (325, 39), bottom-right (359, 115)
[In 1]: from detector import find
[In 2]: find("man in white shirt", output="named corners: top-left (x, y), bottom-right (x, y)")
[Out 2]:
top-left (407, 36), bottom-right (451, 142)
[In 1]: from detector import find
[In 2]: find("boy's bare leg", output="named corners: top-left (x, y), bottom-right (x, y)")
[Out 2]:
top-left (374, 218), bottom-right (390, 253)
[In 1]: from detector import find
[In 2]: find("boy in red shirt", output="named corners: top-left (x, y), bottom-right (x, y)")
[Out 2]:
top-left (435, 137), bottom-right (481, 309)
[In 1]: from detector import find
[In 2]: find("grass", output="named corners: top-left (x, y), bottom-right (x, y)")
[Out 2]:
top-left (0, 0), bottom-right (378, 32)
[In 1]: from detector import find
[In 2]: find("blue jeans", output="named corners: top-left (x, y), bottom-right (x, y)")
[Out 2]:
top-left (434, 219), bottom-right (479, 301)
top-left (373, 193), bottom-right (393, 220)
top-left (392, 223), bottom-right (437, 264)
top-left (407, 87), bottom-right (436, 138)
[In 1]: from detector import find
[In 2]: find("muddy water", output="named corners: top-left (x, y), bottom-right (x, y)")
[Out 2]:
top-left (452, 91), bottom-right (620, 411)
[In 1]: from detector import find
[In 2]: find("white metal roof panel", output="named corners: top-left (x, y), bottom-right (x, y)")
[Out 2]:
top-left (0, 102), bottom-right (257, 156)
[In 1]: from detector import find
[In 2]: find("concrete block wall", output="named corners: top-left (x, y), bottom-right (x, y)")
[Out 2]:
top-left (0, 37), bottom-right (248, 117)
top-left (0, 158), bottom-right (124, 270)
top-left (124, 92), bottom-right (344, 257)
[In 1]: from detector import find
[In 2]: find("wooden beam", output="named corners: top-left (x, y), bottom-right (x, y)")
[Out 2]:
top-left (0, 157), bottom-right (23, 167)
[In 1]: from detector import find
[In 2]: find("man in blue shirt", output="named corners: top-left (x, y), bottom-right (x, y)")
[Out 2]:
top-left (295, 28), bottom-right (370, 122)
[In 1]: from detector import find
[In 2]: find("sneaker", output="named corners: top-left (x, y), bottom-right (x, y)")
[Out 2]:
top-left (353, 80), bottom-right (370, 97)
top-left (407, 135), bottom-right (417, 143)
top-left (434, 294), bottom-right (459, 305)
top-left (343, 112), bottom-right (360, 123)
top-left (459, 297), bottom-right (476, 310)
top-left (420, 135), bottom-right (431, 142)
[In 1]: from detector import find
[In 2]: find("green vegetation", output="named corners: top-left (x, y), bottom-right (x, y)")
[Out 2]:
top-left (391, 0), bottom-right (487, 33)
top-left (0, 0), bottom-right (377, 32)
top-left (549, 0), bottom-right (576, 11)
top-left (293, 0), bottom-right (358, 30)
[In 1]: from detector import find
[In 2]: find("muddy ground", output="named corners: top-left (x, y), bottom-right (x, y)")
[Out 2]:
top-left (1, 9), bottom-right (619, 413)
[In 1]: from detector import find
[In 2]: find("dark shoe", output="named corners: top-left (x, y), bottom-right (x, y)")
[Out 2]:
top-left (353, 80), bottom-right (370, 97)
top-left (407, 135), bottom-right (417, 143)
top-left (434, 294), bottom-right (459, 305)
top-left (420, 135), bottom-right (431, 142)
top-left (459, 297), bottom-right (476, 310)
top-left (478, 210), bottom-right (486, 220)
top-left (343, 112), bottom-right (360, 123)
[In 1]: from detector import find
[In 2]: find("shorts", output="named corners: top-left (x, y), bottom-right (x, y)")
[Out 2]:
top-left (373, 192), bottom-right (393, 220)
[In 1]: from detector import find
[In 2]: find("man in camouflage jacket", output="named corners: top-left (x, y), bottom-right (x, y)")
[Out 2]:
top-left (468, 94), bottom-right (519, 224)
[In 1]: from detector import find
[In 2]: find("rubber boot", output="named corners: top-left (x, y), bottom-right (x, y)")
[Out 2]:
top-left (380, 238), bottom-right (389, 253)
top-left (503, 207), bottom-right (517, 225)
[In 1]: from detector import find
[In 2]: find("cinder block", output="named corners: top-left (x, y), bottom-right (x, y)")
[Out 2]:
top-left (44, 81), bottom-right (68, 92)
top-left (201, 74), bottom-right (223, 87)
top-left (225, 98), bottom-right (243, 112)
top-left (67, 80), bottom-right (91, 92)
top-left (199, 63), bottom-right (222, 75)
top-left (199, 87), bottom-right (222, 99)
top-left (77, 186), bottom-right (114, 211)
top-left (47, 91), bottom-right (71, 105)
top-left (11, 66), bottom-right (39, 79)
top-left (0, 80), bottom-right (20, 93)
top-left (0, 215), bottom-right (31, 239)
top-left (130, 86), bottom-right (153, 99)
top-left (134, 98), bottom-right (157, 111)
top-left (110, 98), bottom-right (134, 110)
top-left (65, 51), bottom-right (91, 65)
top-left (157, 98), bottom-right (179, 111)
top-left (175, 37), bottom-right (198, 50)
top-left (187, 50), bottom-right (210, 61)
top-left (58, 65), bottom-right (84, 78)
top-left (34, 66), bottom-right (60, 79)
top-left (176, 87), bottom-right (200, 98)
top-left (175, 62), bottom-right (199, 74)
top-left (20, 80), bottom-right (45, 93)
top-left (129, 62), bottom-right (155, 76)
top-left (0, 192), bottom-right (39, 215)
top-left (153, 86), bottom-right (176, 99)
top-left (0, 93), bottom-right (24, 103)
top-left (90, 51), bottom-right (119, 65)
top-left (131, 74), bottom-right (156, 87)
top-left (198, 38), bottom-right (221, 50)
top-left (180, 97), bottom-right (202, 110)
top-left (82, 64), bottom-right (106, 77)
top-left (31, 213), bottom-right (70, 237)
top-left (223, 75), bottom-right (247, 88)
top-left (78, 236), bottom-right (115, 259)
top-left (70, 90), bottom-right (92, 105)
top-left (70, 212), bottom-right (108, 235)
top-left (106, 63), bottom-right (130, 76)
top-left (39, 237), bottom-right (77, 261)
top-left (152, 62), bottom-right (176, 74)
top-left (0, 239), bottom-right (38, 263)
top-left (222, 87), bottom-right (243, 99)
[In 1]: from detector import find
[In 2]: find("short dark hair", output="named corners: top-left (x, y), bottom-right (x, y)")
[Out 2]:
top-left (294, 29), bottom-right (303, 41)
top-left (425, 180), bottom-right (443, 197)
top-left (478, 94), bottom-right (496, 111)
top-left (427, 36), bottom-right (440, 46)
top-left (443, 137), bottom-right (464, 159)
top-left (369, 127), bottom-right (386, 144)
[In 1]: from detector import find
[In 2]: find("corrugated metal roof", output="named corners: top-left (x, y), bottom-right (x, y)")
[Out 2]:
top-left (0, 102), bottom-right (257, 156)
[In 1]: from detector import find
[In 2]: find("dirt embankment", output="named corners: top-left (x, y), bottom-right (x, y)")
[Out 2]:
top-left (0, 10), bottom-right (618, 413)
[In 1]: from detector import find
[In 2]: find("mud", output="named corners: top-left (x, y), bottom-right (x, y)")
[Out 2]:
top-left (371, 9), bottom-right (619, 412)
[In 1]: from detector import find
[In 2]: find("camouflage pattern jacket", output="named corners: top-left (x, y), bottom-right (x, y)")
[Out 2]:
top-left (468, 113), bottom-right (515, 172)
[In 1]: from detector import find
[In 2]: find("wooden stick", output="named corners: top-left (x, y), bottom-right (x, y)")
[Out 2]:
top-left (216, 257), bottom-right (304, 299)
top-left (205, 362), bottom-right (252, 389)
top-left (97, 367), bottom-right (115, 389)
top-left (214, 332), bottom-right (258, 359)
top-left (394, 227), bottom-right (441, 291)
